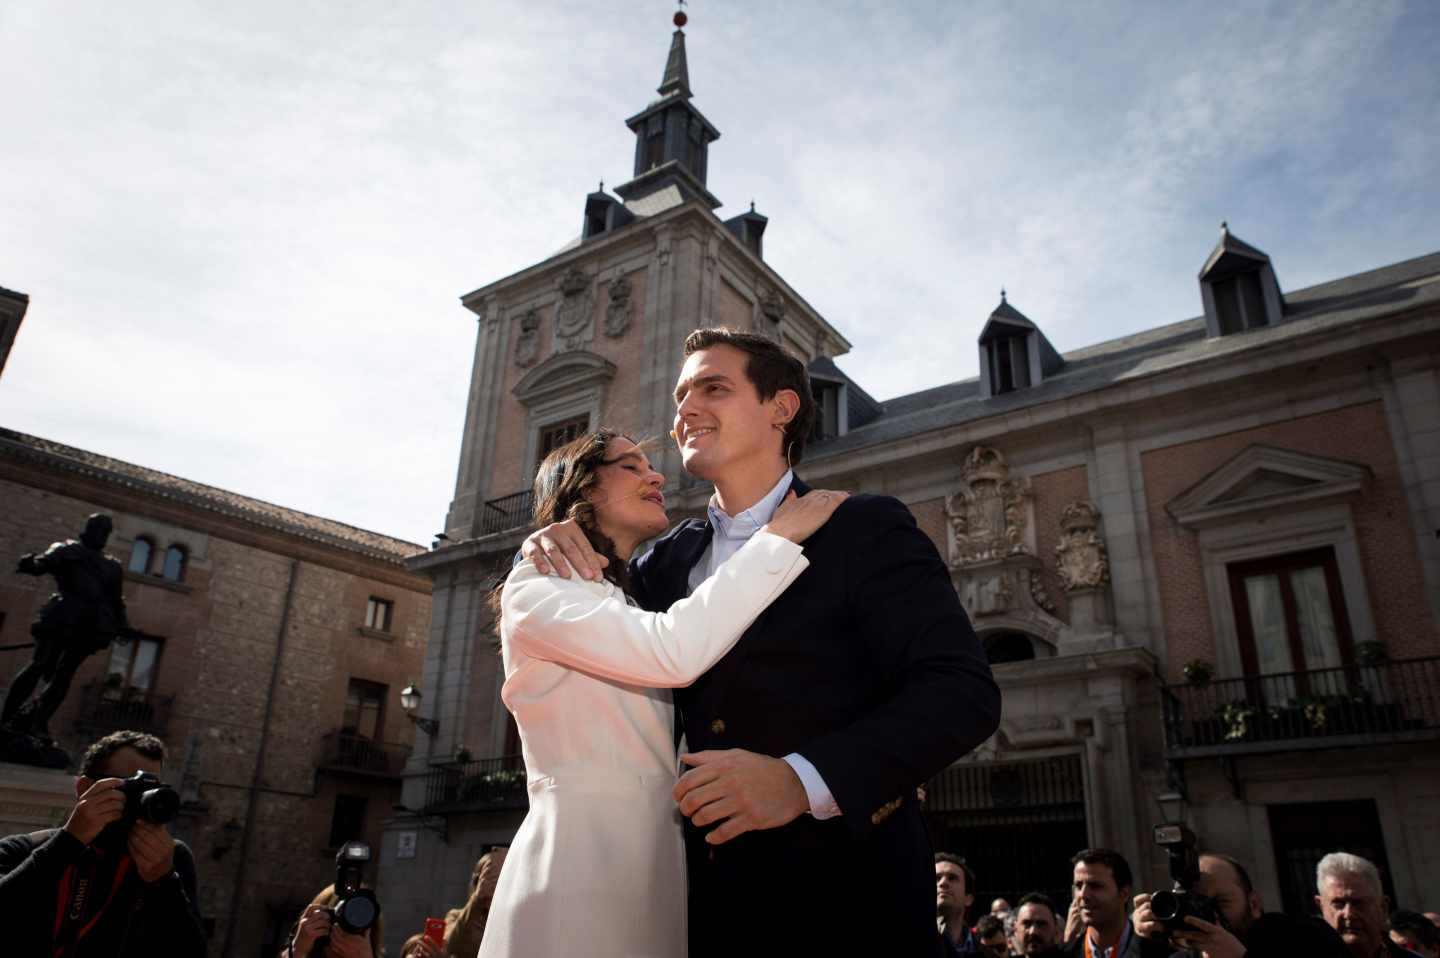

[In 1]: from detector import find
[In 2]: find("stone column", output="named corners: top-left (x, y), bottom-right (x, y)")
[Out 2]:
top-left (1088, 423), bottom-right (1154, 649)
top-left (1378, 357), bottom-right (1440, 632)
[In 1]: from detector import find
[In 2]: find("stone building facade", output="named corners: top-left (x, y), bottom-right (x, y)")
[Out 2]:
top-left (0, 422), bottom-right (431, 958)
top-left (384, 20), bottom-right (1440, 951)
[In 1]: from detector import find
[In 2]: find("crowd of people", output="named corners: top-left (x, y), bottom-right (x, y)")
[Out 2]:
top-left (5, 727), bottom-right (1440, 958)
top-left (0, 729), bottom-right (519, 958)
top-left (935, 846), bottom-right (1440, 958)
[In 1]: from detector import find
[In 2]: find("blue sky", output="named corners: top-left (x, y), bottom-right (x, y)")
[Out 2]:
top-left (2, 0), bottom-right (1437, 545)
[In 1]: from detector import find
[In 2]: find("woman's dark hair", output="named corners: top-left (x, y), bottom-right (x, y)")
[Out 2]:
top-left (488, 428), bottom-right (644, 625)
top-left (529, 427), bottom-right (641, 594)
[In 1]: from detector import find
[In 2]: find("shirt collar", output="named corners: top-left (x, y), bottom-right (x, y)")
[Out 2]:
top-left (706, 469), bottom-right (793, 542)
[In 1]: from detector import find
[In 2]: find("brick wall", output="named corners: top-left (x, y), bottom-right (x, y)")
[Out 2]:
top-left (0, 468), bottom-right (430, 956)
top-left (1142, 400), bottom-right (1437, 679)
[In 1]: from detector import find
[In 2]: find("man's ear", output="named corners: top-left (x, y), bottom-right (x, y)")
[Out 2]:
top-left (75, 776), bottom-right (93, 799)
top-left (1248, 890), bottom-right (1263, 919)
top-left (770, 389), bottom-right (800, 429)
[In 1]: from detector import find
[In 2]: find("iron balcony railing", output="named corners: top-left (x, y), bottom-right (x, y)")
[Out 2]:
top-left (1161, 655), bottom-right (1440, 758)
top-left (318, 731), bottom-right (411, 778)
top-left (73, 680), bottom-right (174, 739)
top-left (479, 490), bottom-right (534, 537)
top-left (423, 755), bottom-right (527, 811)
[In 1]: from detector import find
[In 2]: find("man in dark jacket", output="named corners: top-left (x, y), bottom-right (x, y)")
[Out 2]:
top-left (1131, 852), bottom-right (1349, 958)
top-left (0, 730), bottom-right (206, 957)
top-left (522, 327), bottom-right (1001, 957)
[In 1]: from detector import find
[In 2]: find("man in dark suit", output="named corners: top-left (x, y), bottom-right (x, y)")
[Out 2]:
top-left (523, 327), bottom-right (1001, 956)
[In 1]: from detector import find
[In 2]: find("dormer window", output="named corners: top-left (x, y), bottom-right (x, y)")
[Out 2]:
top-left (976, 294), bottom-right (1062, 400)
top-left (1212, 271), bottom-right (1268, 334)
top-left (986, 330), bottom-right (1031, 394)
top-left (812, 381), bottom-right (843, 441)
top-left (1199, 224), bottom-right (1284, 337)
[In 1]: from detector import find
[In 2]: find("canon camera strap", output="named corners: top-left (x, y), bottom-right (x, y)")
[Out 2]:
top-left (50, 841), bottom-right (133, 958)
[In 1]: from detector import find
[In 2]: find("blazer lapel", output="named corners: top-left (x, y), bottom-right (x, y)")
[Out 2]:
top-left (689, 473), bottom-right (812, 709)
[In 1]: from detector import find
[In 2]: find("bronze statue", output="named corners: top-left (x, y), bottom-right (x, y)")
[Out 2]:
top-left (2, 514), bottom-right (140, 762)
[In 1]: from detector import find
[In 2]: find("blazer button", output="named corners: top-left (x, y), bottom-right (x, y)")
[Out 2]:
top-left (709, 718), bottom-right (726, 735)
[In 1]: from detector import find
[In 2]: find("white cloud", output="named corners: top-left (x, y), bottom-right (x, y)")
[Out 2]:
top-left (2, 0), bottom-right (1437, 543)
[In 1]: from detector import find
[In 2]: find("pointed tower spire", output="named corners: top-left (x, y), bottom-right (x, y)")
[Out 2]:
top-left (658, 9), bottom-right (692, 100)
top-left (614, 6), bottom-right (721, 210)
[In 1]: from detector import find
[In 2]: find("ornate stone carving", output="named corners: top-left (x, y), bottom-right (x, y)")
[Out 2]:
top-left (1030, 573), bottom-right (1056, 613)
top-left (960, 570), bottom-right (1016, 616)
top-left (513, 307), bottom-right (540, 367)
top-left (604, 275), bottom-right (632, 338)
top-left (945, 447), bottom-right (1033, 567)
top-left (552, 267), bottom-right (595, 354)
top-left (758, 284), bottom-right (785, 324)
top-left (1055, 500), bottom-right (1109, 592)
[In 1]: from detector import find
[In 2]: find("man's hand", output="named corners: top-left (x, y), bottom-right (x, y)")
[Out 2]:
top-left (1131, 892), bottom-right (1164, 940)
top-left (1173, 915), bottom-right (1247, 958)
top-left (291, 905), bottom-right (333, 958)
top-left (674, 749), bottom-right (809, 845)
top-left (329, 927), bottom-right (373, 958)
top-left (62, 778), bottom-right (126, 846)
top-left (520, 519), bottom-right (608, 581)
top-left (473, 846), bottom-right (508, 901)
top-left (128, 820), bottom-right (177, 882)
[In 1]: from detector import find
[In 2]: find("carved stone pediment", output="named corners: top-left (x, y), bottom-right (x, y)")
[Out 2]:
top-left (552, 268), bottom-right (595, 354)
top-left (1055, 500), bottom-right (1109, 592)
top-left (945, 446), bottom-right (1034, 567)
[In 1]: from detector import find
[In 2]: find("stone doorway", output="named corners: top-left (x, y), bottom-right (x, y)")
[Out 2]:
top-left (925, 753), bottom-right (1088, 911)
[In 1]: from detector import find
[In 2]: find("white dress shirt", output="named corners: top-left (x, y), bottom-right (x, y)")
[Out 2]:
top-left (686, 469), bottom-right (842, 819)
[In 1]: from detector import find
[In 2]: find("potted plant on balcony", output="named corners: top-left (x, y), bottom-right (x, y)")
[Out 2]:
top-left (1182, 659), bottom-right (1214, 687)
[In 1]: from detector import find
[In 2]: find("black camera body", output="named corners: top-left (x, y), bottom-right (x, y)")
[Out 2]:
top-left (331, 841), bottom-right (381, 935)
top-left (117, 771), bottom-right (180, 826)
top-left (1149, 824), bottom-right (1223, 935)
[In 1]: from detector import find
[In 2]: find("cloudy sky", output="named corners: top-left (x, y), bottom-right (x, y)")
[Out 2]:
top-left (3, 1), bottom-right (1437, 545)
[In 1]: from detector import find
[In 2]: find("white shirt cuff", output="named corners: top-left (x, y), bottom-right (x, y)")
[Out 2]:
top-left (782, 752), bottom-right (842, 819)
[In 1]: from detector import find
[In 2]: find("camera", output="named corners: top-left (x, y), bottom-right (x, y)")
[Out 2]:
top-left (1148, 824), bottom-right (1222, 935)
top-left (117, 771), bottom-right (180, 826)
top-left (331, 841), bottom-right (381, 935)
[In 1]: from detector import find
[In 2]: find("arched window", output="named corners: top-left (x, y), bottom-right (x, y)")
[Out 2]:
top-left (983, 631), bottom-right (1037, 665)
top-left (128, 537), bottom-right (154, 575)
top-left (162, 544), bottom-right (187, 582)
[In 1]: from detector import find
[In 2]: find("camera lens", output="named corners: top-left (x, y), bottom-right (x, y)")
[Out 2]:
top-left (138, 786), bottom-right (180, 824)
top-left (335, 894), bottom-right (378, 933)
top-left (1150, 891), bottom-right (1181, 922)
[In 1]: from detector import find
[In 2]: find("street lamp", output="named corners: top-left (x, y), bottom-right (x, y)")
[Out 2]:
top-left (400, 683), bottom-right (439, 736)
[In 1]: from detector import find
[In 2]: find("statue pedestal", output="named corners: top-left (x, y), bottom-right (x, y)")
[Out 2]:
top-left (0, 762), bottom-right (73, 836)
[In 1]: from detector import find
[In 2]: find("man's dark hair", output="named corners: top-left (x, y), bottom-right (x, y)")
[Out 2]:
top-left (1071, 848), bottom-right (1133, 892)
top-left (80, 730), bottom-right (165, 777)
top-left (1017, 892), bottom-right (1059, 921)
top-left (1202, 852), bottom-right (1254, 896)
top-left (975, 914), bottom-right (1006, 938)
top-left (935, 852), bottom-right (976, 895)
top-left (682, 327), bottom-right (816, 464)
top-left (1391, 911), bottom-right (1440, 949)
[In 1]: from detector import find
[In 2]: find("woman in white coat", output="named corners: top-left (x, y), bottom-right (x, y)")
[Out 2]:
top-left (478, 429), bottom-right (845, 958)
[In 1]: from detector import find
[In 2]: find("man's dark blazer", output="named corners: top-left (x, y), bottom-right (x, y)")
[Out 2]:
top-left (630, 477), bottom-right (1001, 957)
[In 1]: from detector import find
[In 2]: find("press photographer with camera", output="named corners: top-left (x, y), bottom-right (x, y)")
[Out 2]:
top-left (0, 730), bottom-right (205, 957)
top-left (1131, 834), bottom-right (1348, 958)
top-left (283, 842), bottom-right (384, 958)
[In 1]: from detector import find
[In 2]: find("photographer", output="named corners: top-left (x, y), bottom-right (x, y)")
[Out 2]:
top-left (284, 884), bottom-right (384, 958)
top-left (1132, 852), bottom-right (1348, 958)
top-left (0, 730), bottom-right (205, 957)
top-left (442, 845), bottom-right (508, 956)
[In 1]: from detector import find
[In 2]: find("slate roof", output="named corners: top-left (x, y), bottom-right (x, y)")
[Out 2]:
top-left (808, 250), bottom-right (1440, 460)
top-left (0, 427), bottom-right (425, 563)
